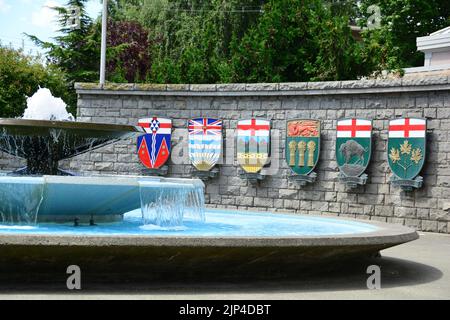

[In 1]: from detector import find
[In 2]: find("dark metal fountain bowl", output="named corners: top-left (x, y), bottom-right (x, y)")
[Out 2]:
top-left (0, 119), bottom-right (144, 175)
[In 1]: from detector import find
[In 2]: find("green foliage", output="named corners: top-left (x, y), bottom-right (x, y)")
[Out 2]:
top-left (0, 45), bottom-right (72, 118)
top-left (106, 20), bottom-right (152, 83)
top-left (230, 0), bottom-right (373, 82)
top-left (359, 0), bottom-right (450, 69)
top-left (27, 0), bottom-right (101, 84)
top-left (29, 0), bottom-right (153, 86)
top-left (24, 0), bottom-right (450, 90)
top-left (108, 0), bottom-right (388, 83)
top-left (109, 0), bottom-right (264, 83)
top-left (26, 0), bottom-right (100, 114)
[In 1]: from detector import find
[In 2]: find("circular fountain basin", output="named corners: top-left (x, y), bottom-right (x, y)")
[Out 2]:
top-left (0, 119), bottom-right (144, 175)
top-left (0, 210), bottom-right (418, 281)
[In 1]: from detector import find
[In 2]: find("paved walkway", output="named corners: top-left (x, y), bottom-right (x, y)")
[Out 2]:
top-left (1, 232), bottom-right (449, 300)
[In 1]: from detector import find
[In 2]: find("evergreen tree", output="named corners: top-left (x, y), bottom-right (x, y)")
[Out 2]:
top-left (27, 0), bottom-right (101, 84)
top-left (230, 0), bottom-right (369, 82)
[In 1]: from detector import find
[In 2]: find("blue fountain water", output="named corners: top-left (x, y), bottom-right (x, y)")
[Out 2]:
top-left (0, 173), bottom-right (379, 237)
top-left (139, 180), bottom-right (205, 227)
top-left (0, 209), bottom-right (377, 237)
top-left (0, 177), bottom-right (44, 224)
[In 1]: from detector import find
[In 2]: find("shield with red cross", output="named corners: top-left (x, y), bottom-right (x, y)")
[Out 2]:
top-left (137, 118), bottom-right (172, 169)
top-left (387, 118), bottom-right (426, 180)
top-left (336, 119), bottom-right (372, 178)
top-left (237, 119), bottom-right (270, 174)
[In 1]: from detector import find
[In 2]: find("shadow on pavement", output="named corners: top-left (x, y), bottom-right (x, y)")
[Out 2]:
top-left (0, 254), bottom-right (442, 294)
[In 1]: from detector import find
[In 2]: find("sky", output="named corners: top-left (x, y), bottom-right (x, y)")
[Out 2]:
top-left (0, 0), bottom-right (103, 55)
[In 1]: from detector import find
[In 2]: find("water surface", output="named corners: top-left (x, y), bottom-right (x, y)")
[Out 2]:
top-left (0, 209), bottom-right (377, 237)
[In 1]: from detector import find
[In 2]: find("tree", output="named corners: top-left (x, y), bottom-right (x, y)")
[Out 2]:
top-left (107, 0), bottom-right (386, 83)
top-left (359, 0), bottom-right (450, 70)
top-left (26, 0), bottom-right (100, 114)
top-left (107, 20), bottom-right (152, 83)
top-left (0, 45), bottom-right (71, 118)
top-left (230, 0), bottom-right (370, 83)
top-left (29, 0), bottom-right (154, 85)
top-left (27, 0), bottom-right (450, 87)
top-left (109, 0), bottom-right (265, 83)
top-left (27, 0), bottom-right (101, 84)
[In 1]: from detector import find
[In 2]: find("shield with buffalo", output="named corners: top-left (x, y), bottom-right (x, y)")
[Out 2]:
top-left (188, 118), bottom-right (223, 172)
top-left (336, 119), bottom-right (372, 178)
top-left (237, 119), bottom-right (271, 174)
top-left (388, 118), bottom-right (426, 181)
top-left (286, 120), bottom-right (321, 176)
top-left (137, 117), bottom-right (172, 169)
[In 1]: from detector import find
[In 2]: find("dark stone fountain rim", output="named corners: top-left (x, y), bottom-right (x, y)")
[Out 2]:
top-left (0, 215), bottom-right (418, 248)
top-left (0, 118), bottom-right (145, 133)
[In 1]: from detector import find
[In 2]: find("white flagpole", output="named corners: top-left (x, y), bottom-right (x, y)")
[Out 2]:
top-left (100, 0), bottom-right (108, 85)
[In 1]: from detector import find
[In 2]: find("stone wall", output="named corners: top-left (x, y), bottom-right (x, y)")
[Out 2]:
top-left (6, 77), bottom-right (450, 233)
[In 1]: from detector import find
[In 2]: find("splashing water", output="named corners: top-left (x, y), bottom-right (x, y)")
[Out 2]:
top-left (22, 88), bottom-right (74, 121)
top-left (0, 177), bottom-right (44, 225)
top-left (139, 180), bottom-right (206, 228)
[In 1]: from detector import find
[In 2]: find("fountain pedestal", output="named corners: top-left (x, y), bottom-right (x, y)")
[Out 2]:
top-left (0, 119), bottom-right (144, 176)
top-left (0, 119), bottom-right (148, 223)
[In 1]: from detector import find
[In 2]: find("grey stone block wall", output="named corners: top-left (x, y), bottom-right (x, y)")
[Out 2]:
top-left (7, 78), bottom-right (450, 233)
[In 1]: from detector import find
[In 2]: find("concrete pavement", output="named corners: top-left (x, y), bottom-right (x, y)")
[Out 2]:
top-left (0, 232), bottom-right (449, 300)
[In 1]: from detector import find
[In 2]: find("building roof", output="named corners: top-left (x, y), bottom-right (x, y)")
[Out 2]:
top-left (430, 26), bottom-right (450, 36)
top-left (417, 26), bottom-right (450, 52)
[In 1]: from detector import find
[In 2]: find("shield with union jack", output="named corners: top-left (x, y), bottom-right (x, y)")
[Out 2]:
top-left (137, 117), bottom-right (172, 169)
top-left (237, 119), bottom-right (270, 174)
top-left (388, 118), bottom-right (426, 180)
top-left (188, 118), bottom-right (223, 172)
top-left (336, 119), bottom-right (372, 178)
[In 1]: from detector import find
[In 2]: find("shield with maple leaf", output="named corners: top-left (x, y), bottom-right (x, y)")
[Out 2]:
top-left (387, 118), bottom-right (426, 180)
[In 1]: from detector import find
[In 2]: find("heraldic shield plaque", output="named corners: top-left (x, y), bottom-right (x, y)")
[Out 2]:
top-left (137, 117), bottom-right (172, 173)
top-left (188, 118), bottom-right (223, 179)
top-left (336, 119), bottom-right (372, 188)
top-left (237, 119), bottom-right (270, 181)
top-left (286, 120), bottom-right (320, 186)
top-left (388, 118), bottom-right (426, 191)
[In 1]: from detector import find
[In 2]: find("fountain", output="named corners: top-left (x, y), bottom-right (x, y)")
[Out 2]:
top-left (0, 88), bottom-right (418, 281)
top-left (0, 89), bottom-right (205, 225)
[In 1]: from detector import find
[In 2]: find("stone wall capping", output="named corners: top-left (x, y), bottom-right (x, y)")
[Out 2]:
top-left (307, 81), bottom-right (342, 90)
top-left (134, 84), bottom-right (167, 91)
top-left (279, 82), bottom-right (309, 91)
top-left (75, 76), bottom-right (450, 97)
top-left (167, 84), bottom-right (190, 91)
top-left (401, 75), bottom-right (448, 87)
top-left (374, 78), bottom-right (403, 88)
top-left (190, 84), bottom-right (217, 92)
top-left (341, 80), bottom-right (376, 89)
top-left (217, 83), bottom-right (247, 92)
top-left (74, 82), bottom-right (103, 90)
top-left (245, 83), bottom-right (279, 91)
top-left (102, 83), bottom-right (135, 91)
